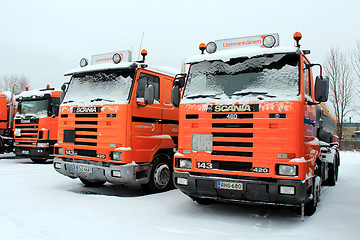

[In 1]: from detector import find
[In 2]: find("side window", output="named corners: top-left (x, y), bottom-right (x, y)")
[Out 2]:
top-left (136, 73), bottom-right (160, 102)
top-left (52, 97), bottom-right (60, 116)
top-left (303, 63), bottom-right (311, 97)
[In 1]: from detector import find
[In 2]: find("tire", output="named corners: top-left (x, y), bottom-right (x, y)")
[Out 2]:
top-left (79, 177), bottom-right (105, 187)
top-left (193, 197), bottom-right (214, 205)
top-left (31, 158), bottom-right (47, 164)
top-left (327, 159), bottom-right (339, 187)
top-left (304, 176), bottom-right (321, 216)
top-left (141, 153), bottom-right (174, 194)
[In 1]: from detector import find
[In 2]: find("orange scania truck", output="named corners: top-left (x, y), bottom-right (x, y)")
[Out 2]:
top-left (171, 33), bottom-right (339, 216)
top-left (0, 88), bottom-right (16, 154)
top-left (53, 50), bottom-right (180, 193)
top-left (13, 86), bottom-right (62, 163)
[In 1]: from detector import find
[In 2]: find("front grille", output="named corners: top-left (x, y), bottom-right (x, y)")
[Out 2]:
top-left (15, 123), bottom-right (38, 139)
top-left (16, 142), bottom-right (36, 146)
top-left (212, 123), bottom-right (253, 128)
top-left (212, 151), bottom-right (253, 157)
top-left (213, 141), bottom-right (253, 147)
top-left (75, 121), bottom-right (98, 125)
top-left (74, 141), bottom-right (97, 146)
top-left (212, 132), bottom-right (253, 138)
top-left (212, 160), bottom-right (253, 172)
top-left (75, 149), bottom-right (97, 158)
top-left (75, 114), bottom-right (98, 118)
top-left (75, 128), bottom-right (97, 132)
top-left (212, 114), bottom-right (253, 119)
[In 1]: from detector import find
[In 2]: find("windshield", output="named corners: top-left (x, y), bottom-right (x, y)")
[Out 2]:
top-left (17, 99), bottom-right (49, 118)
top-left (63, 70), bottom-right (135, 105)
top-left (183, 53), bottom-right (300, 102)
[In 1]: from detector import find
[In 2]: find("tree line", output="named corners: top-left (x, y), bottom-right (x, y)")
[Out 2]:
top-left (0, 75), bottom-right (30, 93)
top-left (324, 42), bottom-right (360, 140)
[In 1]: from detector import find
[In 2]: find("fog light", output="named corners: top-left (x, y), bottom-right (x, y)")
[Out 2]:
top-left (280, 186), bottom-right (295, 195)
top-left (176, 177), bottom-right (188, 186)
top-left (278, 164), bottom-right (297, 176)
top-left (112, 170), bottom-right (121, 178)
top-left (263, 35), bottom-right (276, 48)
top-left (54, 162), bottom-right (62, 169)
top-left (80, 58), bottom-right (88, 67)
top-left (206, 41), bottom-right (217, 54)
top-left (112, 53), bottom-right (122, 64)
top-left (112, 152), bottom-right (122, 161)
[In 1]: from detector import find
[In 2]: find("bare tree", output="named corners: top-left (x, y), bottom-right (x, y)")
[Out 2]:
top-left (353, 41), bottom-right (360, 117)
top-left (0, 74), bottom-right (30, 92)
top-left (324, 47), bottom-right (355, 139)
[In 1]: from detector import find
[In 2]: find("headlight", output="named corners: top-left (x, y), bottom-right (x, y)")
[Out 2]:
top-left (112, 152), bottom-right (122, 161)
top-left (58, 147), bottom-right (63, 155)
top-left (176, 158), bottom-right (192, 169)
top-left (277, 164), bottom-right (297, 176)
top-left (37, 143), bottom-right (49, 148)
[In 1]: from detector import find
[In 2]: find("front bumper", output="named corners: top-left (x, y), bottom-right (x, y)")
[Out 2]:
top-left (53, 158), bottom-right (152, 185)
top-left (174, 171), bottom-right (312, 206)
top-left (14, 147), bottom-right (51, 158)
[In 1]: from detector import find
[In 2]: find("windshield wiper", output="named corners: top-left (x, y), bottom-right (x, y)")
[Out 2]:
top-left (90, 98), bottom-right (115, 102)
top-left (185, 93), bottom-right (222, 99)
top-left (62, 100), bottom-right (74, 104)
top-left (233, 91), bottom-right (276, 98)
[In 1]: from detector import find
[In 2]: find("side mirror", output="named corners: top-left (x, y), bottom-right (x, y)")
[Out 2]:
top-left (144, 84), bottom-right (155, 105)
top-left (173, 73), bottom-right (186, 88)
top-left (171, 85), bottom-right (180, 107)
top-left (60, 92), bottom-right (66, 103)
top-left (315, 76), bottom-right (329, 102)
top-left (61, 83), bottom-right (67, 91)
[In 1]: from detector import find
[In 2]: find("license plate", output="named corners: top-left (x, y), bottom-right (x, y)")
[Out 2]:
top-left (75, 166), bottom-right (93, 174)
top-left (216, 181), bottom-right (243, 191)
top-left (21, 150), bottom-right (29, 155)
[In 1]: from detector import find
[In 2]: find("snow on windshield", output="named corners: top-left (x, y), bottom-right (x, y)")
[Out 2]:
top-left (16, 99), bottom-right (49, 118)
top-left (183, 53), bottom-right (299, 103)
top-left (62, 71), bottom-right (134, 106)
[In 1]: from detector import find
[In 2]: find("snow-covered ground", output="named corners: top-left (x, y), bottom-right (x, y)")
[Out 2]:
top-left (0, 151), bottom-right (359, 240)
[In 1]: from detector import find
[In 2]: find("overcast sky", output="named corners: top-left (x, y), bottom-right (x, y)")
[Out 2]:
top-left (1, 0), bottom-right (360, 90)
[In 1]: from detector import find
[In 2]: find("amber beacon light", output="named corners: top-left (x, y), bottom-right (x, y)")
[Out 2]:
top-left (293, 32), bottom-right (302, 48)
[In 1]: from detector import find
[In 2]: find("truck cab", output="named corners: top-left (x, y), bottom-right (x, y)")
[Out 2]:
top-left (172, 33), bottom-right (338, 216)
top-left (0, 93), bottom-right (14, 153)
top-left (13, 86), bottom-right (61, 163)
top-left (53, 50), bottom-right (180, 193)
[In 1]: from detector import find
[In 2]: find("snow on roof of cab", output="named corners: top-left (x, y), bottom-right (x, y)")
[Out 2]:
top-left (185, 46), bottom-right (299, 64)
top-left (17, 88), bottom-right (60, 99)
top-left (65, 61), bottom-right (179, 77)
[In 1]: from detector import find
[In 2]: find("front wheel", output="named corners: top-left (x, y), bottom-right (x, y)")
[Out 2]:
top-left (79, 177), bottom-right (105, 187)
top-left (31, 158), bottom-right (47, 164)
top-left (304, 176), bottom-right (321, 216)
top-left (141, 153), bottom-right (173, 194)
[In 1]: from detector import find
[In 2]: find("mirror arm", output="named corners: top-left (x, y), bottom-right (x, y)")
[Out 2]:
top-left (306, 63), bottom-right (323, 77)
top-left (137, 101), bottom-right (147, 108)
top-left (306, 100), bottom-right (320, 106)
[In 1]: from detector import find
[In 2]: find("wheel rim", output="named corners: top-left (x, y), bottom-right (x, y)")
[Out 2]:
top-left (153, 163), bottom-right (170, 189)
